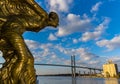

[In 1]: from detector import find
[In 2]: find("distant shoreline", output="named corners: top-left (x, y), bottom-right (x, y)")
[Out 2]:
top-left (36, 73), bottom-right (120, 78)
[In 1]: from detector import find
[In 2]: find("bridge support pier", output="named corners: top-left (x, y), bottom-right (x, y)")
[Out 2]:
top-left (71, 55), bottom-right (76, 84)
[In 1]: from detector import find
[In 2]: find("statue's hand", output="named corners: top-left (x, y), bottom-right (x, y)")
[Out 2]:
top-left (48, 12), bottom-right (59, 27)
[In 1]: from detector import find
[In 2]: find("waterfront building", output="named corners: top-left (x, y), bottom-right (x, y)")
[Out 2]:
top-left (103, 60), bottom-right (118, 77)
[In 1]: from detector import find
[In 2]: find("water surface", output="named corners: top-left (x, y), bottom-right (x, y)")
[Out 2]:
top-left (37, 76), bottom-right (120, 84)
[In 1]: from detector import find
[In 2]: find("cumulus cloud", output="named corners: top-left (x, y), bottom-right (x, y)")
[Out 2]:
top-left (47, 0), bottom-right (73, 12)
top-left (80, 17), bottom-right (110, 42)
top-left (48, 33), bottom-right (57, 41)
top-left (96, 35), bottom-right (120, 51)
top-left (25, 39), bottom-right (120, 69)
top-left (108, 56), bottom-right (120, 62)
top-left (70, 48), bottom-right (106, 68)
top-left (72, 48), bottom-right (99, 61)
top-left (104, 55), bottom-right (120, 70)
top-left (45, 0), bottom-right (109, 41)
top-left (91, 1), bottom-right (102, 13)
top-left (25, 39), bottom-right (40, 50)
top-left (73, 39), bottom-right (78, 44)
top-left (25, 39), bottom-right (106, 68)
top-left (56, 14), bottom-right (92, 36)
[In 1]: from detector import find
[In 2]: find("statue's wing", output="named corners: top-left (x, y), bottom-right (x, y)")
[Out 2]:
top-left (0, 0), bottom-right (48, 17)
top-left (0, 18), bottom-right (7, 29)
top-left (24, 0), bottom-right (48, 17)
top-left (0, 18), bottom-right (6, 22)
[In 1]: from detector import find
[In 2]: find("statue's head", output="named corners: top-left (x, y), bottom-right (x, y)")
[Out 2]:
top-left (48, 12), bottom-right (59, 27)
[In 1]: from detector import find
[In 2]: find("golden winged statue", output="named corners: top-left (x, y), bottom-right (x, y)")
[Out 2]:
top-left (0, 0), bottom-right (59, 84)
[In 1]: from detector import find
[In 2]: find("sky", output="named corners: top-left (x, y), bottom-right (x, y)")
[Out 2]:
top-left (0, 0), bottom-right (120, 74)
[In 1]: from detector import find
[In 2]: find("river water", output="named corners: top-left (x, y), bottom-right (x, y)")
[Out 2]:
top-left (37, 76), bottom-right (120, 84)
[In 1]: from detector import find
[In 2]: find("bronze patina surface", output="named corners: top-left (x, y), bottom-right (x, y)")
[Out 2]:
top-left (0, 0), bottom-right (59, 84)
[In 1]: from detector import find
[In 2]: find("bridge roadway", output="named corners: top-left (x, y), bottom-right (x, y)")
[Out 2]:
top-left (35, 63), bottom-right (103, 71)
top-left (0, 63), bottom-right (103, 71)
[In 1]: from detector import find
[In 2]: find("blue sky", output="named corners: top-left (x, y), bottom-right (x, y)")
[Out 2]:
top-left (0, 0), bottom-right (120, 74)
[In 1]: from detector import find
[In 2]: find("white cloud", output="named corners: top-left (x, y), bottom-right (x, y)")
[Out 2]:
top-left (45, 0), bottom-right (109, 41)
top-left (47, 0), bottom-right (73, 12)
top-left (80, 17), bottom-right (110, 42)
top-left (108, 56), bottom-right (120, 62)
top-left (96, 35), bottom-right (120, 51)
top-left (104, 55), bottom-right (120, 70)
top-left (57, 13), bottom-right (92, 36)
top-left (74, 48), bottom-right (98, 61)
top-left (48, 33), bottom-right (57, 41)
top-left (71, 48), bottom-right (106, 68)
top-left (25, 39), bottom-right (105, 67)
top-left (91, 1), bottom-right (102, 13)
top-left (73, 39), bottom-right (78, 44)
top-left (25, 39), bottom-right (120, 69)
top-left (25, 39), bottom-right (40, 50)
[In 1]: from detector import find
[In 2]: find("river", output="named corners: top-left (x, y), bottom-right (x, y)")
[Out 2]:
top-left (37, 76), bottom-right (120, 84)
